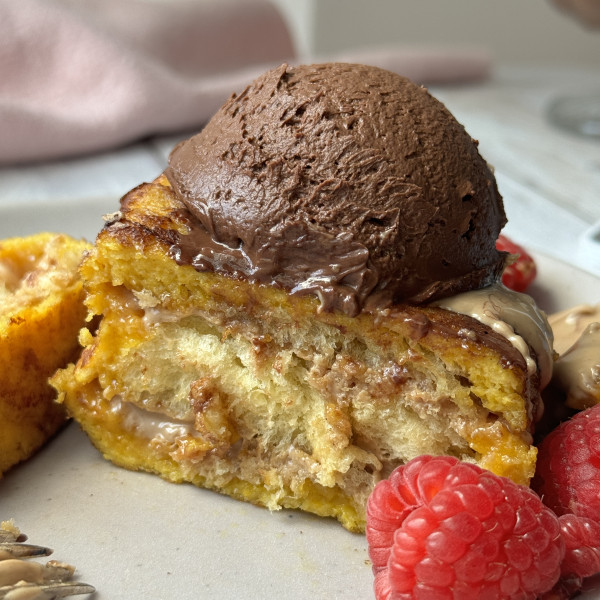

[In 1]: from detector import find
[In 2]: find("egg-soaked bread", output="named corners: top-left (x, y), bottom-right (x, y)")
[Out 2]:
top-left (52, 176), bottom-right (541, 532)
top-left (0, 233), bottom-right (90, 476)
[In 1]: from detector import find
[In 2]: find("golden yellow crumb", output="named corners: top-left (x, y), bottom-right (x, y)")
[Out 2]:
top-left (0, 233), bottom-right (91, 477)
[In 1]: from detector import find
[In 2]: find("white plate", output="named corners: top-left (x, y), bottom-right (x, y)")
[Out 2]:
top-left (1, 200), bottom-right (599, 600)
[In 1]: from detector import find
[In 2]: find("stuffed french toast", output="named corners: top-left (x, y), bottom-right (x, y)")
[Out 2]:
top-left (52, 63), bottom-right (554, 532)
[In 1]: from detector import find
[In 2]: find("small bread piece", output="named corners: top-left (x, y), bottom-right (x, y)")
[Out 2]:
top-left (0, 233), bottom-right (90, 476)
top-left (52, 178), bottom-right (540, 532)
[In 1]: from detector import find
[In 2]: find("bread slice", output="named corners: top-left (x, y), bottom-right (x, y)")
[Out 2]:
top-left (52, 176), bottom-right (541, 532)
top-left (0, 233), bottom-right (90, 476)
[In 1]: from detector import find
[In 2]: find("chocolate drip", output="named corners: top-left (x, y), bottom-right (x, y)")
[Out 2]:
top-left (166, 63), bottom-right (507, 316)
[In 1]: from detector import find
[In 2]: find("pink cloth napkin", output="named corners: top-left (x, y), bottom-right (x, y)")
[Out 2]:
top-left (0, 0), bottom-right (491, 165)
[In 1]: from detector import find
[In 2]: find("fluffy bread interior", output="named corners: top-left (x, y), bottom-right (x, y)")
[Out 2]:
top-left (52, 177), bottom-right (540, 532)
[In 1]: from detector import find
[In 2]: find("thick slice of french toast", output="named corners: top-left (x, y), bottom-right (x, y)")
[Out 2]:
top-left (52, 176), bottom-right (540, 532)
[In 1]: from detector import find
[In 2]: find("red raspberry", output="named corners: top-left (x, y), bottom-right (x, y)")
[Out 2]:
top-left (533, 404), bottom-right (600, 593)
top-left (366, 455), bottom-right (564, 600)
top-left (532, 404), bottom-right (600, 521)
top-left (496, 234), bottom-right (537, 292)
top-left (539, 515), bottom-right (600, 599)
top-left (558, 513), bottom-right (600, 579)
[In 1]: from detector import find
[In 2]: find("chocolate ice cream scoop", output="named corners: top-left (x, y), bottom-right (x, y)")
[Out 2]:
top-left (166, 62), bottom-right (507, 316)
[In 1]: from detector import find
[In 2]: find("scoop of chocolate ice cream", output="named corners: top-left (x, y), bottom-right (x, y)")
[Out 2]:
top-left (166, 62), bottom-right (507, 316)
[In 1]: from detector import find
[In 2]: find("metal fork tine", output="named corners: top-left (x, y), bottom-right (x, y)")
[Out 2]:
top-left (0, 581), bottom-right (96, 599)
top-left (0, 543), bottom-right (53, 559)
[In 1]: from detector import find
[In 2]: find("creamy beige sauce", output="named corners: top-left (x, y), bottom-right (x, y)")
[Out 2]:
top-left (549, 303), bottom-right (600, 355)
top-left (433, 283), bottom-right (554, 388)
top-left (549, 304), bottom-right (600, 408)
top-left (111, 397), bottom-right (196, 442)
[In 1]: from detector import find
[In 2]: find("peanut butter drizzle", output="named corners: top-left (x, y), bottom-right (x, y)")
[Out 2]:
top-left (549, 304), bottom-right (600, 408)
top-left (433, 283), bottom-right (554, 389)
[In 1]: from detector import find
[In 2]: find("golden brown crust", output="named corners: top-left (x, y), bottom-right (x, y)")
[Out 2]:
top-left (0, 233), bottom-right (91, 476)
top-left (53, 177), bottom-right (541, 531)
top-left (110, 175), bottom-right (539, 428)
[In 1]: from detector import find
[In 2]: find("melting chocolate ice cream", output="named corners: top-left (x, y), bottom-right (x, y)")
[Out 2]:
top-left (166, 62), bottom-right (507, 316)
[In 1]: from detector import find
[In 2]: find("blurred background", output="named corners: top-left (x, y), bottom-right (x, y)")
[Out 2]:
top-left (272, 0), bottom-right (600, 66)
top-left (1, 0), bottom-right (599, 274)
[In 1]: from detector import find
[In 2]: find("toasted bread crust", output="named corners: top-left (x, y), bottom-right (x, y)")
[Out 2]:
top-left (53, 177), bottom-right (540, 531)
